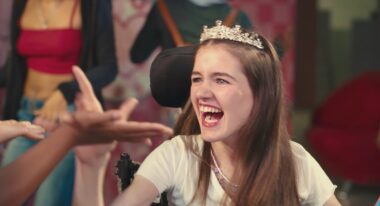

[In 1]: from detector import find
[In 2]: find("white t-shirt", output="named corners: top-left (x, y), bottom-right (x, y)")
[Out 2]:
top-left (136, 135), bottom-right (336, 206)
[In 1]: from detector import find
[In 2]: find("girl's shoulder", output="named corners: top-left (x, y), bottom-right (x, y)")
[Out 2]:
top-left (289, 141), bottom-right (320, 171)
top-left (289, 141), bottom-right (337, 205)
top-left (289, 141), bottom-right (310, 160)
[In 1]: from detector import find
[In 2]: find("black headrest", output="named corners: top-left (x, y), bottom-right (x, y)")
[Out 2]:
top-left (150, 46), bottom-right (197, 107)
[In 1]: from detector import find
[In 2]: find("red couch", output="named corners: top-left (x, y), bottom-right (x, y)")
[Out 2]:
top-left (307, 71), bottom-right (380, 185)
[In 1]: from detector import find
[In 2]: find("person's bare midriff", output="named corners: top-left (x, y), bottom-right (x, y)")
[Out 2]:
top-left (24, 69), bottom-right (73, 100)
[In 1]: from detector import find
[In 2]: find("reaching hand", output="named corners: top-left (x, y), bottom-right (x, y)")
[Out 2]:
top-left (0, 120), bottom-right (45, 143)
top-left (70, 66), bottom-right (173, 166)
top-left (33, 90), bottom-right (68, 131)
top-left (69, 99), bottom-right (173, 145)
top-left (72, 65), bottom-right (173, 144)
top-left (71, 65), bottom-right (115, 166)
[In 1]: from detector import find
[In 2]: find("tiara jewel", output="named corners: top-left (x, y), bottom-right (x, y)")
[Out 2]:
top-left (200, 20), bottom-right (264, 49)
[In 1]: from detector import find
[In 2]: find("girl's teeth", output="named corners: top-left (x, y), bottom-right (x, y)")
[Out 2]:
top-left (200, 105), bottom-right (221, 113)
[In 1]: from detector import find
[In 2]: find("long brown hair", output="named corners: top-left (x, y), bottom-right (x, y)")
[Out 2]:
top-left (174, 35), bottom-right (299, 205)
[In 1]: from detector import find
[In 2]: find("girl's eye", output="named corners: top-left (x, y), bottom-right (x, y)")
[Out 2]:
top-left (191, 77), bottom-right (202, 83)
top-left (216, 78), bottom-right (229, 84)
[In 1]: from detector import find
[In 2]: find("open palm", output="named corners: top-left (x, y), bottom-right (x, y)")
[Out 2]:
top-left (70, 66), bottom-right (172, 166)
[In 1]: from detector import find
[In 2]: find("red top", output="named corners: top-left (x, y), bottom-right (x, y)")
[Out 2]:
top-left (16, 0), bottom-right (82, 74)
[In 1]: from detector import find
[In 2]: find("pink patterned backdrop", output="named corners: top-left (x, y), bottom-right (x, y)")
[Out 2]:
top-left (238, 0), bottom-right (296, 106)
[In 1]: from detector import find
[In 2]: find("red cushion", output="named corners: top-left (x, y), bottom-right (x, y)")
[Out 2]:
top-left (307, 127), bottom-right (380, 185)
top-left (313, 71), bottom-right (380, 130)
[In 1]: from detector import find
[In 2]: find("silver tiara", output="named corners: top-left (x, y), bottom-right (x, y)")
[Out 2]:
top-left (200, 20), bottom-right (264, 50)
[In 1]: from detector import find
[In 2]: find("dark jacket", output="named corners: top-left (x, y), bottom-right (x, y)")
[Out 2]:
top-left (0, 0), bottom-right (118, 120)
top-left (130, 0), bottom-right (252, 63)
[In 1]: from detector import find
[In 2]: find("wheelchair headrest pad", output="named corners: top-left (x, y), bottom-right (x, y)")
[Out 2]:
top-left (150, 45), bottom-right (197, 108)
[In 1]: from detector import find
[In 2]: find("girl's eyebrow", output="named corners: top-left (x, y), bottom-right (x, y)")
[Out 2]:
top-left (212, 72), bottom-right (237, 81)
top-left (192, 71), bottom-right (236, 81)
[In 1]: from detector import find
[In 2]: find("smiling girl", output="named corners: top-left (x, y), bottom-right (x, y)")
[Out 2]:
top-left (75, 21), bottom-right (341, 206)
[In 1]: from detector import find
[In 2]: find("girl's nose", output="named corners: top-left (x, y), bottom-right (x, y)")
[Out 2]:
top-left (194, 81), bottom-right (213, 99)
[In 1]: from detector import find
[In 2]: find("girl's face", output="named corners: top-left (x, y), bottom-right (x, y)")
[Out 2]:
top-left (191, 45), bottom-right (253, 145)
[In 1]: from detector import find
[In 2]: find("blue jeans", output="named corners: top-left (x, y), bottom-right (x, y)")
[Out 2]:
top-left (1, 97), bottom-right (75, 206)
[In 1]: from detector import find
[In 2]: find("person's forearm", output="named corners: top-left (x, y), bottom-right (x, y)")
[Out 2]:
top-left (0, 125), bottom-right (23, 143)
top-left (72, 155), bottom-right (109, 206)
top-left (0, 134), bottom-right (13, 143)
top-left (0, 124), bottom-right (78, 205)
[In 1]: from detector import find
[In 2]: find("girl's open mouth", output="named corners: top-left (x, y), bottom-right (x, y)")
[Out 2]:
top-left (199, 105), bottom-right (224, 127)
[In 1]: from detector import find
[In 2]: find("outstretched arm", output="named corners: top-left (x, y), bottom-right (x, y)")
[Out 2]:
top-left (0, 120), bottom-right (45, 143)
top-left (0, 105), bottom-right (171, 205)
top-left (0, 111), bottom-right (118, 205)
